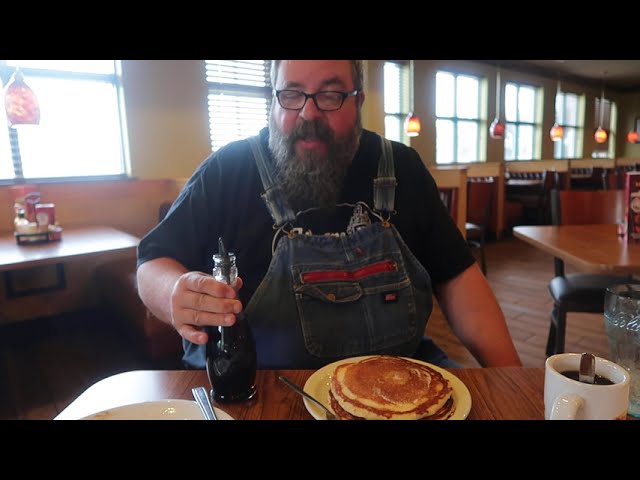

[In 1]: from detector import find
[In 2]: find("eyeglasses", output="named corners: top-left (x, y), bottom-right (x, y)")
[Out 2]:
top-left (273, 89), bottom-right (359, 112)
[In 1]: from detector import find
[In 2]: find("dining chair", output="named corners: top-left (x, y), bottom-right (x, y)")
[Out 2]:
top-left (505, 170), bottom-right (555, 225)
top-left (439, 183), bottom-right (491, 276)
top-left (569, 167), bottom-right (604, 191)
top-left (546, 188), bottom-right (629, 356)
top-left (466, 178), bottom-right (494, 276)
top-left (438, 187), bottom-right (457, 219)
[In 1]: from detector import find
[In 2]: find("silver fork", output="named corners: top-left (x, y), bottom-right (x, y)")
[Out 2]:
top-left (278, 375), bottom-right (338, 420)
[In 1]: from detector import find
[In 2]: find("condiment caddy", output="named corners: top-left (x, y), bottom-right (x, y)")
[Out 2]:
top-left (12, 189), bottom-right (62, 245)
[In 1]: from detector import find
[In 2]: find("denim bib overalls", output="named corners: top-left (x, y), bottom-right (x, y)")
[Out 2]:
top-left (244, 134), bottom-right (434, 369)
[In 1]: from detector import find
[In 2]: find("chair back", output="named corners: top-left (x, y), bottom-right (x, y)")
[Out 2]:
top-left (438, 187), bottom-right (458, 218)
top-left (550, 189), bottom-right (625, 226)
top-left (550, 189), bottom-right (625, 277)
top-left (569, 167), bottom-right (605, 190)
top-left (467, 178), bottom-right (494, 227)
top-left (603, 168), bottom-right (620, 190)
top-left (506, 170), bottom-right (556, 224)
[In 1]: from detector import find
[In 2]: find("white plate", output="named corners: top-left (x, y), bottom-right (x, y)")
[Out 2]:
top-left (303, 356), bottom-right (472, 420)
top-left (80, 399), bottom-right (234, 420)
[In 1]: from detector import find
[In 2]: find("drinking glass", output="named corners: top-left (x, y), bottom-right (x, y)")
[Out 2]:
top-left (604, 283), bottom-right (640, 418)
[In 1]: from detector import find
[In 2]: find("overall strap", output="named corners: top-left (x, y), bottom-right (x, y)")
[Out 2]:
top-left (373, 136), bottom-right (397, 216)
top-left (247, 135), bottom-right (297, 227)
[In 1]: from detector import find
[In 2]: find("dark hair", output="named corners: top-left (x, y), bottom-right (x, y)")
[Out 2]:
top-left (270, 60), bottom-right (364, 92)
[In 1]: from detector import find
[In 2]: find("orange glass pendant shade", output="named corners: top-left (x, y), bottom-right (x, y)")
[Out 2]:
top-left (550, 123), bottom-right (564, 142)
top-left (4, 69), bottom-right (40, 126)
top-left (489, 117), bottom-right (505, 139)
top-left (594, 126), bottom-right (608, 143)
top-left (405, 112), bottom-right (421, 137)
top-left (628, 130), bottom-right (639, 144)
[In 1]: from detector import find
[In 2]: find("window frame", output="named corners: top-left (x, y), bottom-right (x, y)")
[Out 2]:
top-left (383, 60), bottom-right (411, 146)
top-left (434, 70), bottom-right (485, 164)
top-left (553, 90), bottom-right (585, 159)
top-left (504, 81), bottom-right (543, 161)
top-left (0, 61), bottom-right (128, 185)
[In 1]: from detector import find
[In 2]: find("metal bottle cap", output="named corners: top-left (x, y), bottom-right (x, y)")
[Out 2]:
top-left (213, 237), bottom-right (234, 285)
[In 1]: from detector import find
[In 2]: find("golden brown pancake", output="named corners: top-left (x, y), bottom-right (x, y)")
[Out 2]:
top-left (329, 389), bottom-right (455, 420)
top-left (329, 356), bottom-right (453, 420)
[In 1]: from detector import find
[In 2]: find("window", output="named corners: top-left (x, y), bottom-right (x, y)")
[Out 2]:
top-left (553, 91), bottom-right (585, 159)
top-left (205, 60), bottom-right (271, 152)
top-left (593, 96), bottom-right (617, 158)
top-left (435, 71), bottom-right (484, 164)
top-left (383, 61), bottom-right (410, 146)
top-left (0, 60), bottom-right (128, 182)
top-left (504, 82), bottom-right (542, 161)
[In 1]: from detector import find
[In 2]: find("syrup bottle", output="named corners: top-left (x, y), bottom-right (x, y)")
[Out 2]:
top-left (206, 237), bottom-right (257, 403)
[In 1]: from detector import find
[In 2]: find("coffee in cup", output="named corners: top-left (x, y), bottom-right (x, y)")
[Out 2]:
top-left (560, 370), bottom-right (614, 385)
top-left (544, 353), bottom-right (630, 420)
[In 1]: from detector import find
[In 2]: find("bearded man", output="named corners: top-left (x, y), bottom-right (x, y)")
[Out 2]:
top-left (137, 60), bottom-right (521, 370)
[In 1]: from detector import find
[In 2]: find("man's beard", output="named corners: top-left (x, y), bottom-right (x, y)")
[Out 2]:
top-left (268, 115), bottom-right (362, 212)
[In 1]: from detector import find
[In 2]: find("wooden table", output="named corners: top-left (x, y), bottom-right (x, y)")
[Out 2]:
top-left (55, 367), bottom-right (545, 420)
top-left (0, 225), bottom-right (140, 272)
top-left (513, 224), bottom-right (640, 275)
top-left (0, 225), bottom-right (139, 298)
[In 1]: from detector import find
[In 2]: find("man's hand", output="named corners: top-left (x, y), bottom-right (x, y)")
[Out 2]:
top-left (170, 272), bottom-right (244, 345)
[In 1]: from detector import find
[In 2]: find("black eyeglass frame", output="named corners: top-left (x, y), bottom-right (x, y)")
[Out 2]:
top-left (273, 89), bottom-right (359, 112)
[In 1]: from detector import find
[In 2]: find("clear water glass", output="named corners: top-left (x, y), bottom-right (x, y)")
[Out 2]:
top-left (604, 284), bottom-right (640, 418)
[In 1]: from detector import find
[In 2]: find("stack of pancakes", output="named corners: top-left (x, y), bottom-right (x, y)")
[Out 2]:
top-left (328, 356), bottom-right (454, 420)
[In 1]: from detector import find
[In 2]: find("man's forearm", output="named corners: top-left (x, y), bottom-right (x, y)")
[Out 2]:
top-left (435, 263), bottom-right (522, 367)
top-left (137, 257), bottom-right (189, 326)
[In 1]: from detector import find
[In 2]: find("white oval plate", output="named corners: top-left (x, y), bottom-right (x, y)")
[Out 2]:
top-left (303, 356), bottom-right (472, 420)
top-left (80, 399), bottom-right (233, 420)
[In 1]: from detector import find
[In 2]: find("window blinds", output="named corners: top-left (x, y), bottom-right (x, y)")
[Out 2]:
top-left (205, 60), bottom-right (272, 152)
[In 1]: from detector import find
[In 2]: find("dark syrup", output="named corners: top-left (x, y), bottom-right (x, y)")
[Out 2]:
top-left (206, 315), bottom-right (257, 403)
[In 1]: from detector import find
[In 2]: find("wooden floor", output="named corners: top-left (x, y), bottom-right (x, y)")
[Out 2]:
top-left (427, 236), bottom-right (610, 367)
top-left (0, 236), bottom-right (612, 420)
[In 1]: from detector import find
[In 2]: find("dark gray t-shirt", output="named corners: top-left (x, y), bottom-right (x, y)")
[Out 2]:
top-left (137, 127), bottom-right (475, 319)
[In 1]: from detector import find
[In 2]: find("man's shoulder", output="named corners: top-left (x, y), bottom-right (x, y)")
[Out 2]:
top-left (200, 130), bottom-right (266, 172)
top-left (214, 132), bottom-right (262, 159)
top-left (360, 129), bottom-right (387, 149)
top-left (356, 130), bottom-right (424, 178)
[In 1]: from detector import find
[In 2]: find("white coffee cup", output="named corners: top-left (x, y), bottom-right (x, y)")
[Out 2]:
top-left (544, 353), bottom-right (630, 420)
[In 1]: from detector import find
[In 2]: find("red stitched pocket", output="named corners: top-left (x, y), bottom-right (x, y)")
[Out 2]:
top-left (300, 260), bottom-right (397, 283)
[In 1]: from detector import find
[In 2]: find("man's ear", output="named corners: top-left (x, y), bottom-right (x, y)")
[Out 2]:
top-left (357, 91), bottom-right (366, 108)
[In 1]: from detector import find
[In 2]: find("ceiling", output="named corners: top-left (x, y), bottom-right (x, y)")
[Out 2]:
top-left (477, 60), bottom-right (640, 93)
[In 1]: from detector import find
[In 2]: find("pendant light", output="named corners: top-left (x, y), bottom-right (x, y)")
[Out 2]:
top-left (627, 95), bottom-right (639, 144)
top-left (404, 60), bottom-right (421, 137)
top-left (489, 67), bottom-right (505, 139)
top-left (594, 71), bottom-right (608, 144)
top-left (4, 67), bottom-right (40, 127)
top-left (550, 124), bottom-right (564, 142)
top-left (550, 78), bottom-right (564, 142)
top-left (405, 112), bottom-right (421, 137)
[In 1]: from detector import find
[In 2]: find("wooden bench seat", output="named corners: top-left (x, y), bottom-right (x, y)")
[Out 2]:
top-left (95, 201), bottom-right (183, 367)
